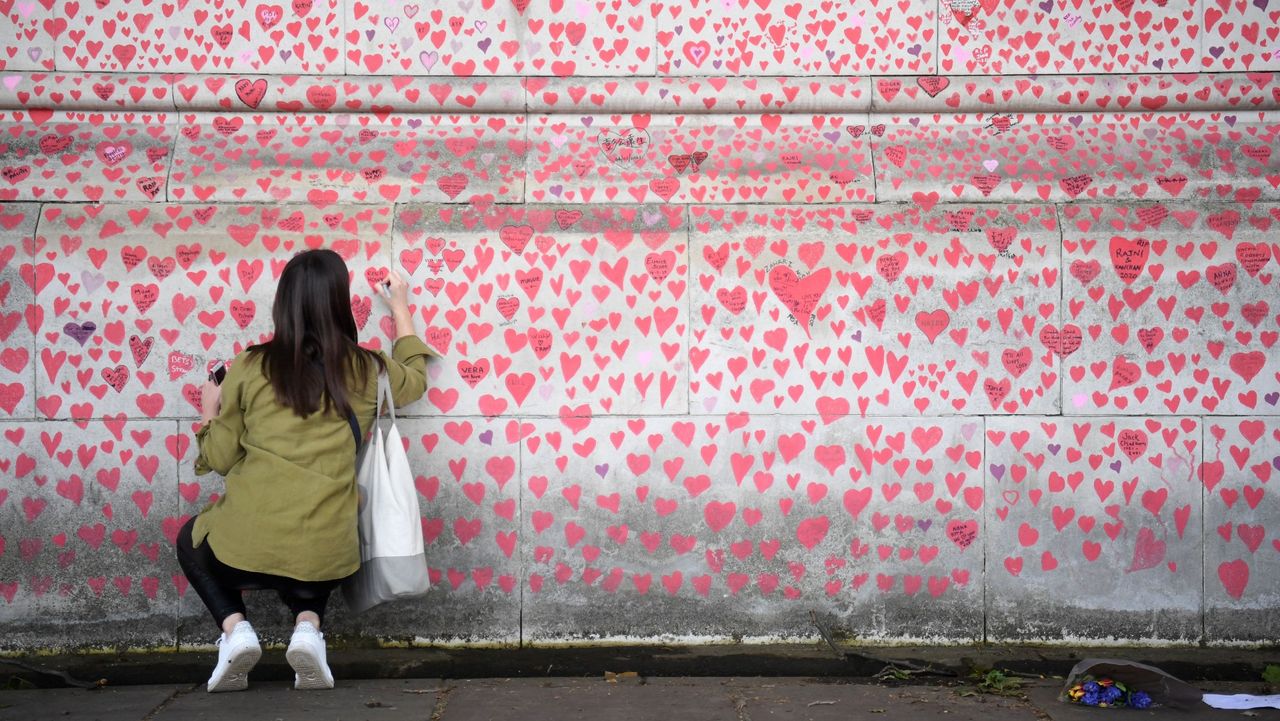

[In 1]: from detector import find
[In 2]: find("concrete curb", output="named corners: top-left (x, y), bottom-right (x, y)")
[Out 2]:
top-left (3, 644), bottom-right (1277, 689)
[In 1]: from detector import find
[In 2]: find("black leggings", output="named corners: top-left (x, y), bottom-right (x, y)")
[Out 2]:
top-left (175, 517), bottom-right (342, 632)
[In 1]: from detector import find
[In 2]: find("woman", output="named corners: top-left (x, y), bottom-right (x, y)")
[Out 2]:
top-left (176, 249), bottom-right (433, 692)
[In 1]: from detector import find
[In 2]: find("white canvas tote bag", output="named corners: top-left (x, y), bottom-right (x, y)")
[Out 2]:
top-left (342, 372), bottom-right (430, 613)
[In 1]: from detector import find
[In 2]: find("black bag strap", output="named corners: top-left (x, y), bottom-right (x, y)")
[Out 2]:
top-left (346, 408), bottom-right (361, 453)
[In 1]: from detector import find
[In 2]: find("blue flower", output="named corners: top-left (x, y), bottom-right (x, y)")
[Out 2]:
top-left (1082, 691), bottom-right (1102, 706)
top-left (1130, 691), bottom-right (1153, 709)
top-left (1083, 681), bottom-right (1101, 694)
top-left (1103, 685), bottom-right (1123, 703)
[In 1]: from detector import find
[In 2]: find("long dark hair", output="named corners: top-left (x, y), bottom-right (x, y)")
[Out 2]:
top-left (247, 249), bottom-right (384, 418)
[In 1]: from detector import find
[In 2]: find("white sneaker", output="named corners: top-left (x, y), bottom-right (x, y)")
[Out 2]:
top-left (286, 621), bottom-right (334, 690)
top-left (206, 621), bottom-right (261, 693)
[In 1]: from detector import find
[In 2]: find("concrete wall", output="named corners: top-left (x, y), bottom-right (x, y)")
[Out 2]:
top-left (0, 1), bottom-right (1278, 652)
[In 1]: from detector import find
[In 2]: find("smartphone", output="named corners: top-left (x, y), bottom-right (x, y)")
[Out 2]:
top-left (208, 362), bottom-right (227, 386)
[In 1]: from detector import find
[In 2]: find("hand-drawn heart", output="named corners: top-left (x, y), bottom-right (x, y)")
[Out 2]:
top-left (768, 266), bottom-right (831, 338)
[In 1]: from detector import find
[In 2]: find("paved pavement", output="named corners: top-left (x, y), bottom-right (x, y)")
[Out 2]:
top-left (3, 676), bottom-right (1279, 721)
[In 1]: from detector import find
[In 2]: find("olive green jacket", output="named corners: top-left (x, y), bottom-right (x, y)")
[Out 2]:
top-left (192, 335), bottom-right (433, 581)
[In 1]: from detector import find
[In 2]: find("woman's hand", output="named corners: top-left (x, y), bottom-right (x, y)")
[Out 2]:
top-left (380, 270), bottom-right (419, 340)
top-left (200, 380), bottom-right (222, 424)
top-left (379, 270), bottom-right (410, 313)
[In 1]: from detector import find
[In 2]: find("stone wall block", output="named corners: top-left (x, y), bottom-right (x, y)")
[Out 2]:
top-left (1203, 417), bottom-right (1280, 644)
top-left (394, 203), bottom-right (690, 418)
top-left (520, 415), bottom-right (985, 644)
top-left (0, 202), bottom-right (37, 419)
top-left (59, 1), bottom-right (342, 74)
top-left (528, 78), bottom-right (873, 115)
top-left (526, 114), bottom-right (874, 205)
top-left (0, 2), bottom-right (54, 71)
top-left (1061, 202), bottom-right (1279, 416)
top-left (0, 111), bottom-right (173, 203)
top-left (985, 416), bottom-right (1203, 643)
top-left (655, 0), bottom-right (937, 76)
top-left (689, 203), bottom-right (1062, 417)
top-left (345, 0), bottom-right (655, 77)
top-left (0, 419), bottom-right (180, 651)
top-left (876, 112), bottom-right (1280, 205)
top-left (169, 113), bottom-right (527, 204)
top-left (0, 73), bottom-right (171, 110)
top-left (34, 203), bottom-right (401, 420)
top-left (172, 75), bottom-right (527, 114)
top-left (938, 0), bottom-right (1201, 75)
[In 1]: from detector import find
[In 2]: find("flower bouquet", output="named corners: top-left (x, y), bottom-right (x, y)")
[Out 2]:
top-left (1059, 659), bottom-right (1203, 711)
top-left (1066, 676), bottom-right (1154, 709)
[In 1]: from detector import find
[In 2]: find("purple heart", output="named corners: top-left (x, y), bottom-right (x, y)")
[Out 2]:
top-left (907, 44), bottom-right (921, 57)
top-left (1152, 59), bottom-right (1164, 69)
top-left (1109, 460), bottom-right (1122, 472)
top-left (280, 50), bottom-right (292, 61)
top-left (909, 117), bottom-right (921, 127)
top-left (477, 38), bottom-right (492, 53)
top-left (1224, 115), bottom-right (1237, 127)
top-left (1047, 443), bottom-right (1061, 455)
top-left (1209, 46), bottom-right (1224, 58)
top-left (823, 131), bottom-right (841, 142)
top-left (1252, 0), bottom-right (1268, 8)
top-left (990, 463), bottom-right (1005, 480)
top-left (64, 322), bottom-right (96, 346)
top-left (1265, 391), bottom-right (1279, 406)
top-left (397, 160), bottom-right (414, 173)
top-left (712, 60), bottom-right (722, 70)
top-left (850, 330), bottom-right (862, 342)
top-left (595, 463), bottom-right (609, 478)
top-left (1068, 115), bottom-right (1083, 128)
top-left (581, 117), bottom-right (593, 127)
top-left (479, 430), bottom-right (493, 445)
top-left (1038, 0), bottom-right (1052, 10)
top-left (658, 89), bottom-right (669, 99)
top-left (549, 184), bottom-right (563, 197)
top-left (407, 118), bottom-right (422, 128)
top-left (917, 519), bottom-right (933, 531)
top-left (365, 29), bottom-right (375, 41)
top-left (1273, 456), bottom-right (1280, 471)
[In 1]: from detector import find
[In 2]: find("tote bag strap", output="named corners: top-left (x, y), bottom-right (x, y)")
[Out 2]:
top-left (376, 371), bottom-right (397, 423)
top-left (347, 370), bottom-right (394, 453)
